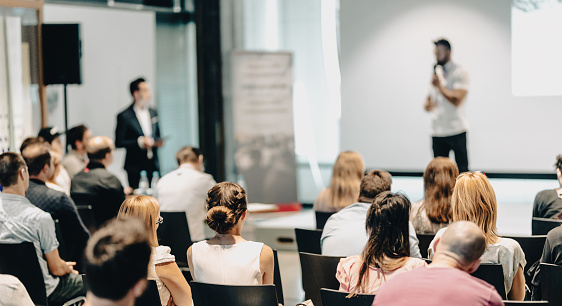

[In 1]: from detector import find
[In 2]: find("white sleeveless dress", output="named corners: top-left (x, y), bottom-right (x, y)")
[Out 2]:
top-left (191, 240), bottom-right (264, 284)
top-left (148, 246), bottom-right (176, 306)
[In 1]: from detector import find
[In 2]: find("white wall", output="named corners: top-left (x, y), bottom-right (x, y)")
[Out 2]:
top-left (340, 0), bottom-right (562, 173)
top-left (43, 4), bottom-right (155, 184)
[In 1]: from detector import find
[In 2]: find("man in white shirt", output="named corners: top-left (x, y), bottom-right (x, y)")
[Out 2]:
top-left (157, 146), bottom-right (217, 241)
top-left (424, 39), bottom-right (470, 173)
top-left (115, 78), bottom-right (163, 189)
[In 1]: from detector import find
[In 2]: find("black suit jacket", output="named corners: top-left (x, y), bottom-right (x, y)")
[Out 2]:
top-left (115, 103), bottom-right (160, 172)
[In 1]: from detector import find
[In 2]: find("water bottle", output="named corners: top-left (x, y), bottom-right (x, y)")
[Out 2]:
top-left (139, 170), bottom-right (149, 195)
top-left (151, 171), bottom-right (160, 198)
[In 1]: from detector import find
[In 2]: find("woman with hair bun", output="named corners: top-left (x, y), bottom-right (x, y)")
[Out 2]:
top-left (187, 182), bottom-right (275, 285)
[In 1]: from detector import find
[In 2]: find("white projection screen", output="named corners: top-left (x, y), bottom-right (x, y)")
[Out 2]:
top-left (340, 0), bottom-right (562, 174)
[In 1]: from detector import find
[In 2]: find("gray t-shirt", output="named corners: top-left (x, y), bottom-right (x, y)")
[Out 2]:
top-left (0, 193), bottom-right (60, 295)
top-left (321, 203), bottom-right (421, 258)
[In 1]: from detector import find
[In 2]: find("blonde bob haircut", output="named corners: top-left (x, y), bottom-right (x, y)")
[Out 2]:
top-left (118, 195), bottom-right (160, 247)
top-left (451, 172), bottom-right (498, 245)
top-left (329, 151), bottom-right (365, 210)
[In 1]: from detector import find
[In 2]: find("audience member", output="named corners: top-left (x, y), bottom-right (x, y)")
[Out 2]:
top-left (337, 192), bottom-right (427, 295)
top-left (410, 157), bottom-right (458, 234)
top-left (19, 136), bottom-right (43, 153)
top-left (71, 136), bottom-right (126, 227)
top-left (47, 149), bottom-right (70, 195)
top-left (529, 225), bottom-right (562, 300)
top-left (38, 127), bottom-right (71, 193)
top-left (533, 154), bottom-right (562, 219)
top-left (313, 151), bottom-right (364, 213)
top-left (157, 146), bottom-right (216, 241)
top-left (22, 142), bottom-right (90, 264)
top-left (62, 125), bottom-right (91, 178)
top-left (0, 274), bottom-right (34, 306)
top-left (321, 170), bottom-right (421, 257)
top-left (118, 196), bottom-right (192, 306)
top-left (0, 152), bottom-right (85, 305)
top-left (429, 171), bottom-right (526, 300)
top-left (82, 217), bottom-right (152, 306)
top-left (374, 221), bottom-right (503, 306)
top-left (187, 182), bottom-right (275, 284)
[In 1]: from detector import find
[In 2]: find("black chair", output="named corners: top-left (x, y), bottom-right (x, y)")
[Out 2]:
top-left (272, 249), bottom-right (284, 305)
top-left (180, 267), bottom-right (192, 283)
top-left (503, 234), bottom-right (547, 296)
top-left (470, 263), bottom-right (506, 299)
top-left (316, 211), bottom-right (334, 229)
top-left (320, 288), bottom-right (375, 306)
top-left (54, 219), bottom-right (69, 260)
top-left (190, 281), bottom-right (278, 306)
top-left (0, 242), bottom-right (48, 305)
top-left (295, 228), bottom-right (323, 254)
top-left (76, 205), bottom-right (98, 233)
top-left (531, 217), bottom-right (562, 235)
top-left (416, 233), bottom-right (435, 259)
top-left (299, 252), bottom-right (343, 306)
top-left (157, 211), bottom-right (193, 267)
top-left (503, 302), bottom-right (548, 305)
top-left (135, 280), bottom-right (161, 306)
top-left (540, 263), bottom-right (562, 306)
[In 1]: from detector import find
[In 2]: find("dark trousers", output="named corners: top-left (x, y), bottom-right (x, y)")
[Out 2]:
top-left (127, 164), bottom-right (158, 189)
top-left (432, 132), bottom-right (469, 173)
top-left (48, 273), bottom-right (86, 306)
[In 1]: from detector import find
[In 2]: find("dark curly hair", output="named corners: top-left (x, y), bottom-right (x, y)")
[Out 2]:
top-left (206, 182), bottom-right (247, 234)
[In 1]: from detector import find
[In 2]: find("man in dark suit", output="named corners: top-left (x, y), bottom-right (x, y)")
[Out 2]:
top-left (115, 77), bottom-right (162, 189)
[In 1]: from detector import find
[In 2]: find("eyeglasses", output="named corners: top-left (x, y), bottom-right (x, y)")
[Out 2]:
top-left (156, 216), bottom-right (163, 225)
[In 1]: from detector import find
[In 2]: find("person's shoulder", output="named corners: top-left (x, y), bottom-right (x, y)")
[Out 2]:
top-left (536, 189), bottom-right (556, 199)
top-left (547, 225), bottom-right (562, 239)
top-left (117, 104), bottom-right (134, 117)
top-left (406, 257), bottom-right (428, 268)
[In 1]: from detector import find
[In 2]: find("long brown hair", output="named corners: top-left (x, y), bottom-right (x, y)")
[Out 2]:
top-left (422, 157), bottom-right (458, 223)
top-left (452, 172), bottom-right (498, 245)
top-left (349, 192), bottom-right (411, 297)
top-left (118, 195), bottom-right (160, 247)
top-left (329, 151), bottom-right (364, 210)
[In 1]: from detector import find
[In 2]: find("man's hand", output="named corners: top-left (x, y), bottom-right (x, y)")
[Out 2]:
top-left (154, 139), bottom-right (164, 148)
top-left (66, 261), bottom-right (78, 275)
top-left (141, 136), bottom-right (155, 148)
top-left (424, 97), bottom-right (436, 112)
top-left (431, 74), bottom-right (441, 88)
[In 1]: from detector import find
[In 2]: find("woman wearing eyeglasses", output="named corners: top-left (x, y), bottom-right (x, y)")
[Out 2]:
top-left (118, 195), bottom-right (192, 306)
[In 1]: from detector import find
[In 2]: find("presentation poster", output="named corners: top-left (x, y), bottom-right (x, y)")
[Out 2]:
top-left (232, 51), bottom-right (298, 204)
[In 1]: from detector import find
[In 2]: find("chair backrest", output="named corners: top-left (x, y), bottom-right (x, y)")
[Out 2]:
top-left (295, 228), bottom-right (323, 254)
top-left (157, 211), bottom-right (193, 267)
top-left (54, 219), bottom-right (69, 260)
top-left (135, 280), bottom-right (161, 306)
top-left (75, 205), bottom-right (98, 233)
top-left (299, 252), bottom-right (343, 306)
top-left (470, 263), bottom-right (506, 299)
top-left (531, 217), bottom-right (562, 235)
top-left (320, 288), bottom-right (375, 306)
top-left (503, 301), bottom-right (549, 305)
top-left (272, 249), bottom-right (284, 305)
top-left (416, 233), bottom-right (435, 259)
top-left (190, 281), bottom-right (278, 306)
top-left (0, 242), bottom-right (48, 305)
top-left (540, 263), bottom-right (562, 306)
top-left (316, 211), bottom-right (335, 230)
top-left (503, 235), bottom-right (547, 289)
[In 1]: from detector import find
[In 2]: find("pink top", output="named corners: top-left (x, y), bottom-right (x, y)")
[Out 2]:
top-left (336, 255), bottom-right (427, 294)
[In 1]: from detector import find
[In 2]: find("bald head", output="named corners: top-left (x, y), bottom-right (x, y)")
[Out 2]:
top-left (438, 221), bottom-right (486, 267)
top-left (87, 136), bottom-right (114, 162)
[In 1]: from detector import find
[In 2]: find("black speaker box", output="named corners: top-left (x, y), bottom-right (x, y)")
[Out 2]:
top-left (42, 24), bottom-right (82, 85)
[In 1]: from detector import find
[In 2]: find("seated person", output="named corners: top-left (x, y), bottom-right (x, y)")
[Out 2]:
top-left (62, 125), bottom-right (91, 178)
top-left (533, 154), bottom-right (562, 219)
top-left (410, 157), bottom-right (458, 234)
top-left (22, 142), bottom-right (90, 264)
top-left (71, 136), bottom-right (126, 227)
top-left (157, 146), bottom-right (216, 241)
top-left (321, 170), bottom-right (421, 258)
top-left (529, 225), bottom-right (562, 300)
top-left (82, 217), bottom-right (152, 306)
top-left (429, 172), bottom-right (526, 300)
top-left (0, 152), bottom-right (85, 305)
top-left (337, 192), bottom-right (427, 295)
top-left (374, 221), bottom-right (503, 306)
top-left (314, 151), bottom-right (364, 213)
top-left (38, 127), bottom-right (71, 194)
top-left (118, 196), bottom-right (192, 306)
top-left (187, 182), bottom-right (275, 284)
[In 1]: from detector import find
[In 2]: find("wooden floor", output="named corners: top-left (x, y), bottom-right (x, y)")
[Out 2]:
top-left (245, 177), bottom-right (557, 305)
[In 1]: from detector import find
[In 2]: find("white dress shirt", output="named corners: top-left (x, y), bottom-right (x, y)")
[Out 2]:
top-left (156, 164), bottom-right (217, 241)
top-left (133, 105), bottom-right (153, 158)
